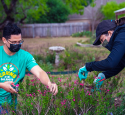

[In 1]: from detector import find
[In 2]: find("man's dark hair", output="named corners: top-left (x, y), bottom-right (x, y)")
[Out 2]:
top-left (3, 23), bottom-right (21, 40)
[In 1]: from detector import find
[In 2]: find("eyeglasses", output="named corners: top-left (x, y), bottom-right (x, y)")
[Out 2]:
top-left (7, 39), bottom-right (24, 45)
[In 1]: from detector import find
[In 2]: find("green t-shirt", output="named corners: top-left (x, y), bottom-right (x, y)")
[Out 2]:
top-left (0, 45), bottom-right (38, 107)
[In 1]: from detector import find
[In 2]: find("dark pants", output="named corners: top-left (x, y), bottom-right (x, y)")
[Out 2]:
top-left (0, 104), bottom-right (16, 115)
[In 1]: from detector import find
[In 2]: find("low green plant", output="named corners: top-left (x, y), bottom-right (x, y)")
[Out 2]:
top-left (2, 72), bottom-right (124, 115)
top-left (33, 51), bottom-right (55, 64)
top-left (72, 31), bottom-right (93, 37)
top-left (30, 46), bottom-right (109, 72)
top-left (72, 31), bottom-right (96, 44)
top-left (59, 47), bottom-right (96, 71)
top-left (39, 61), bottom-right (54, 72)
top-left (45, 51), bottom-right (55, 64)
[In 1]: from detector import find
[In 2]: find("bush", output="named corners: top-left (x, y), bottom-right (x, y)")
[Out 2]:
top-left (59, 47), bottom-right (95, 71)
top-left (45, 51), bottom-right (55, 64)
top-left (26, 0), bottom-right (70, 23)
top-left (72, 31), bottom-right (96, 44)
top-left (32, 52), bottom-right (55, 72)
top-left (72, 31), bottom-right (93, 37)
top-left (2, 72), bottom-right (124, 114)
top-left (33, 51), bottom-right (55, 64)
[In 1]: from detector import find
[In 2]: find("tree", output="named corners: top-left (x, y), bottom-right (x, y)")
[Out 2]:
top-left (101, 1), bottom-right (125, 20)
top-left (83, 0), bottom-right (103, 34)
top-left (26, 0), bottom-right (71, 23)
top-left (63, 0), bottom-right (94, 15)
top-left (0, 0), bottom-right (49, 30)
top-left (0, 0), bottom-right (93, 30)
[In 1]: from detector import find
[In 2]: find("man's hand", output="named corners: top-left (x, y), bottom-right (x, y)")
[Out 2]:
top-left (1, 81), bottom-right (18, 94)
top-left (78, 66), bottom-right (89, 81)
top-left (48, 81), bottom-right (58, 95)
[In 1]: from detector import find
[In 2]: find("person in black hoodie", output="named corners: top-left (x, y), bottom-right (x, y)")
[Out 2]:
top-left (78, 17), bottom-right (125, 90)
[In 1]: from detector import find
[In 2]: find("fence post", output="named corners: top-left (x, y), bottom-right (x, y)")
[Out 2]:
top-left (32, 24), bottom-right (35, 38)
top-left (70, 24), bottom-right (72, 36)
top-left (51, 24), bottom-right (52, 37)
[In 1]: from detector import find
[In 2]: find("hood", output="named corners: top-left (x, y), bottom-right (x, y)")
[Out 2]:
top-left (104, 24), bottom-right (125, 51)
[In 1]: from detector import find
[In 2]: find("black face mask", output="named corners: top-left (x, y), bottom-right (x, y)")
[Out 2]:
top-left (102, 39), bottom-right (109, 47)
top-left (7, 43), bottom-right (22, 52)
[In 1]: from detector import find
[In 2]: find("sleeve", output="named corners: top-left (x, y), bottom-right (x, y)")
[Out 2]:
top-left (85, 32), bottom-right (125, 72)
top-left (102, 61), bottom-right (124, 79)
top-left (26, 52), bottom-right (38, 71)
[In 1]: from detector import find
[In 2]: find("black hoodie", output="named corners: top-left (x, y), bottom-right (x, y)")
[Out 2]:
top-left (85, 24), bottom-right (125, 79)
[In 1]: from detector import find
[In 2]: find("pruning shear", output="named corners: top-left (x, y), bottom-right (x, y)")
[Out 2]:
top-left (11, 83), bottom-right (19, 92)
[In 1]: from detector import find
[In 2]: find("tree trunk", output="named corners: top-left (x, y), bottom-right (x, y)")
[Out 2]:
top-left (0, 0), bottom-right (18, 30)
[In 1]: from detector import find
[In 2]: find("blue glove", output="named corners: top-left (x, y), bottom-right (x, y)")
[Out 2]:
top-left (78, 66), bottom-right (88, 81)
top-left (93, 73), bottom-right (106, 91)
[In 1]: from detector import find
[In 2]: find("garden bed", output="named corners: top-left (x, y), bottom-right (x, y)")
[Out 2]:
top-left (3, 72), bottom-right (125, 115)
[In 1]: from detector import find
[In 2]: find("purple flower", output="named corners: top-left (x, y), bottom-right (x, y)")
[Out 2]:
top-left (107, 89), bottom-right (109, 92)
top-left (28, 73), bottom-right (30, 76)
top-left (80, 83), bottom-right (84, 86)
top-left (16, 84), bottom-right (19, 87)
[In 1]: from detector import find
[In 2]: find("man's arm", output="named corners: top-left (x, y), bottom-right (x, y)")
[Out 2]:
top-left (102, 61), bottom-right (124, 79)
top-left (30, 65), bottom-right (51, 86)
top-left (0, 83), bottom-right (3, 88)
top-left (30, 65), bottom-right (58, 95)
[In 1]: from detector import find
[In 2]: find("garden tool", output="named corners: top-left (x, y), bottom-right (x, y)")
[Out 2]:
top-left (11, 83), bottom-right (19, 92)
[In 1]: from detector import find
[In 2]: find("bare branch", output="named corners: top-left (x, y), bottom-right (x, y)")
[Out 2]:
top-left (67, 100), bottom-right (78, 115)
top-left (80, 107), bottom-right (84, 114)
top-left (45, 95), bottom-right (53, 115)
top-left (8, 0), bottom-right (18, 14)
top-left (18, 4), bottom-right (31, 23)
top-left (1, 0), bottom-right (18, 15)
top-left (86, 105), bottom-right (93, 113)
top-left (19, 16), bottom-right (26, 24)
top-left (1, 0), bottom-right (9, 14)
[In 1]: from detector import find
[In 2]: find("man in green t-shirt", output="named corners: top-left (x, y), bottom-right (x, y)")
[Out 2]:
top-left (0, 23), bottom-right (58, 114)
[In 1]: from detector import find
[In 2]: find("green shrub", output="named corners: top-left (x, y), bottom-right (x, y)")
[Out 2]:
top-left (2, 73), bottom-right (124, 114)
top-left (72, 31), bottom-right (93, 37)
top-left (45, 51), bottom-right (55, 64)
top-left (59, 47), bottom-right (95, 71)
top-left (72, 31), bottom-right (96, 44)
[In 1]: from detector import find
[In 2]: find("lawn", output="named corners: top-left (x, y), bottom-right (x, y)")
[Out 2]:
top-left (0, 37), bottom-right (89, 54)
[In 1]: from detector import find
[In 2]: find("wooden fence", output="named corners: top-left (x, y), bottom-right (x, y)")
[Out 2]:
top-left (20, 22), bottom-right (90, 38)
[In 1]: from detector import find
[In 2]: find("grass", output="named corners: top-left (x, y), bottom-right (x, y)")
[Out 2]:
top-left (0, 37), bottom-right (89, 55)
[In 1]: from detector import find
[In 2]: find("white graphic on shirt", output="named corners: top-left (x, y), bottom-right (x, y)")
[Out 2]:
top-left (32, 58), bottom-right (36, 63)
top-left (0, 63), bottom-right (19, 82)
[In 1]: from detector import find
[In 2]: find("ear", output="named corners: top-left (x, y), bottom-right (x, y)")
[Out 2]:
top-left (108, 31), bottom-right (113, 37)
top-left (2, 37), bottom-right (7, 44)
